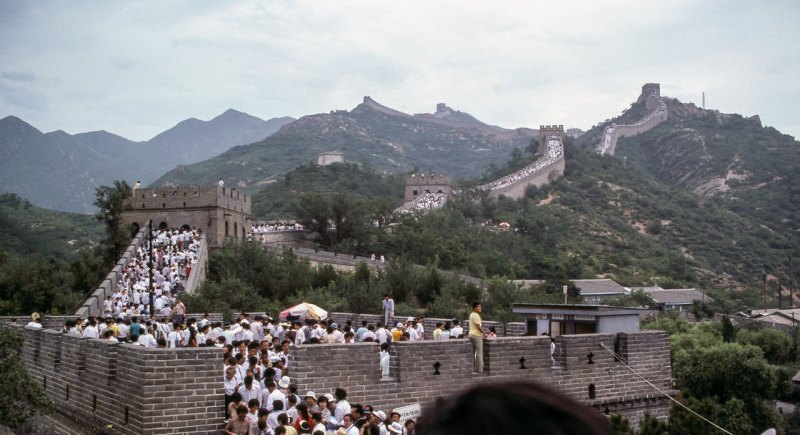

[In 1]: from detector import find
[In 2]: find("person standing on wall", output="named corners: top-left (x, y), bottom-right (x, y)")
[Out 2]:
top-left (382, 294), bottom-right (395, 326)
top-left (469, 302), bottom-right (486, 373)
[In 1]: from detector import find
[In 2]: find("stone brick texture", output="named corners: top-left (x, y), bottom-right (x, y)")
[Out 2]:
top-left (6, 316), bottom-right (674, 433)
top-left (8, 324), bottom-right (224, 435)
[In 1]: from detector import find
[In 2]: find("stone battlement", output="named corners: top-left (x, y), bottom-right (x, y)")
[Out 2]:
top-left (7, 323), bottom-right (674, 433)
top-left (539, 124), bottom-right (565, 132)
top-left (127, 185), bottom-right (250, 214)
top-left (403, 173), bottom-right (452, 203)
top-left (122, 184), bottom-right (252, 248)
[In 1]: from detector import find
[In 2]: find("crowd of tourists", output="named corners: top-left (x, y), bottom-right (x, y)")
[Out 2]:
top-left (47, 226), bottom-right (202, 344)
top-left (401, 192), bottom-right (447, 212)
top-left (218, 312), bottom-right (468, 434)
top-left (251, 223), bottom-right (305, 235)
top-left (478, 135), bottom-right (564, 191)
top-left (595, 98), bottom-right (667, 154)
top-left (107, 226), bottom-right (200, 318)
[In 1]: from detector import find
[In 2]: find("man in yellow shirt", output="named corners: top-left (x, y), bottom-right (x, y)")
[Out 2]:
top-left (469, 302), bottom-right (486, 373)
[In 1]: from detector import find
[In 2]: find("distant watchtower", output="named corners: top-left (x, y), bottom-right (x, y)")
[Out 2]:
top-left (404, 173), bottom-right (452, 202)
top-left (121, 185), bottom-right (252, 248)
top-left (637, 83), bottom-right (661, 110)
top-left (538, 124), bottom-right (565, 154)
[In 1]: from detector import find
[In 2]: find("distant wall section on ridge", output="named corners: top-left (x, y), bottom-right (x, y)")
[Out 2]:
top-left (478, 125), bottom-right (566, 199)
top-left (597, 83), bottom-right (669, 155)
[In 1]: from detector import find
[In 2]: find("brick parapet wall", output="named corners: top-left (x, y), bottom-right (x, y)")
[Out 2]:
top-left (488, 157), bottom-right (565, 200)
top-left (7, 323), bottom-right (224, 435)
top-left (5, 321), bottom-right (674, 432)
top-left (75, 227), bottom-right (147, 318)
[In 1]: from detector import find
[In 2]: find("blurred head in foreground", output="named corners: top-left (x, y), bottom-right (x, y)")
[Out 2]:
top-left (418, 380), bottom-right (613, 435)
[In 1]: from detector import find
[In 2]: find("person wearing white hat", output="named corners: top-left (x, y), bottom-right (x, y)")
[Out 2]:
top-left (304, 390), bottom-right (316, 410)
top-left (374, 411), bottom-right (389, 435)
top-left (387, 422), bottom-right (403, 434)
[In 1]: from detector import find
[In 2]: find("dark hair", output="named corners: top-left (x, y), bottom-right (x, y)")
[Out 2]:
top-left (335, 387), bottom-right (347, 400)
top-left (472, 302), bottom-right (481, 309)
top-left (231, 392), bottom-right (242, 402)
top-left (236, 405), bottom-right (248, 415)
top-left (277, 412), bottom-right (289, 425)
top-left (273, 400), bottom-right (284, 411)
top-left (296, 403), bottom-right (311, 422)
top-left (248, 398), bottom-right (260, 408)
top-left (417, 381), bottom-right (613, 435)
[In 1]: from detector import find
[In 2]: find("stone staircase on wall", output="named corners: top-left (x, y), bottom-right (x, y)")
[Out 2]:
top-left (76, 228), bottom-right (148, 318)
top-left (476, 131), bottom-right (565, 199)
top-left (596, 98), bottom-right (668, 156)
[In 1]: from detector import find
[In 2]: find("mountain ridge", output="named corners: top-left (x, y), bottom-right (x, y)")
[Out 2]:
top-left (0, 111), bottom-right (294, 212)
top-left (154, 97), bottom-right (539, 189)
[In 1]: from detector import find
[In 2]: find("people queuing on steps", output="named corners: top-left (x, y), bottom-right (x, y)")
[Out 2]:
top-left (477, 135), bottom-right (564, 192)
top-left (101, 226), bottom-right (202, 320)
top-left (596, 98), bottom-right (667, 154)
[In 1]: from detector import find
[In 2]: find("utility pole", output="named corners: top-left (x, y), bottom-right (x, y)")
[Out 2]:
top-left (763, 265), bottom-right (768, 311)
top-left (148, 220), bottom-right (155, 317)
top-left (790, 254), bottom-right (795, 308)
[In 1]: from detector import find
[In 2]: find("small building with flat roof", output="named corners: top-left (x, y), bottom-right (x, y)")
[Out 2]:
top-left (512, 303), bottom-right (647, 336)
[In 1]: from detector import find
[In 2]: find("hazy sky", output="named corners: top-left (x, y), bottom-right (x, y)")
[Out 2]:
top-left (1, 1), bottom-right (798, 141)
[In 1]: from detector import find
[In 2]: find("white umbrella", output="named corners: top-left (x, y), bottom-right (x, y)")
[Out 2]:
top-left (280, 302), bottom-right (328, 321)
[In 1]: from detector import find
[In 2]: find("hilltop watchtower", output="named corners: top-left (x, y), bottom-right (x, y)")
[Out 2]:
top-left (121, 184), bottom-right (252, 248)
top-left (404, 173), bottom-right (452, 203)
top-left (637, 83), bottom-right (661, 110)
top-left (538, 124), bottom-right (565, 154)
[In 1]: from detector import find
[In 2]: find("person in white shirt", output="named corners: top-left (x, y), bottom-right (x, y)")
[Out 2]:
top-left (294, 324), bottom-right (306, 346)
top-left (407, 323), bottom-right (419, 342)
top-left (264, 377), bottom-right (289, 412)
top-left (82, 319), bottom-right (100, 338)
top-left (241, 323), bottom-right (254, 342)
top-left (451, 320), bottom-right (464, 339)
top-left (376, 323), bottom-right (390, 344)
top-left (26, 313), bottom-right (43, 329)
top-left (138, 328), bottom-right (158, 348)
top-left (237, 376), bottom-right (261, 406)
top-left (334, 388), bottom-right (351, 424)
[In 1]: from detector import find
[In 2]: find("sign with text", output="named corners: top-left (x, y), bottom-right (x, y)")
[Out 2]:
top-left (392, 403), bottom-right (421, 424)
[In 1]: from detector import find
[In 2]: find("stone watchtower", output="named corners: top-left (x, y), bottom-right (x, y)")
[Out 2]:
top-left (637, 83), bottom-right (661, 111)
top-left (538, 124), bottom-right (565, 152)
top-left (121, 185), bottom-right (252, 248)
top-left (404, 173), bottom-right (452, 203)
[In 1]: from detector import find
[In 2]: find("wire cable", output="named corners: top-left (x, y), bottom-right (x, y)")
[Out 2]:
top-left (599, 342), bottom-right (735, 435)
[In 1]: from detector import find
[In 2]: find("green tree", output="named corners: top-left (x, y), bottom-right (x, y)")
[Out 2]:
top-left (735, 327), bottom-right (792, 364)
top-left (609, 413), bottom-right (633, 434)
top-left (673, 343), bottom-right (775, 402)
top-left (638, 412), bottom-right (667, 435)
top-left (0, 324), bottom-right (52, 428)
top-left (93, 180), bottom-right (133, 263)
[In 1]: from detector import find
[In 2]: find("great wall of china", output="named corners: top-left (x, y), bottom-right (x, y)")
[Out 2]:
top-left (1, 83), bottom-right (681, 434)
top-left (6, 319), bottom-right (674, 434)
top-left (596, 83), bottom-right (669, 156)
